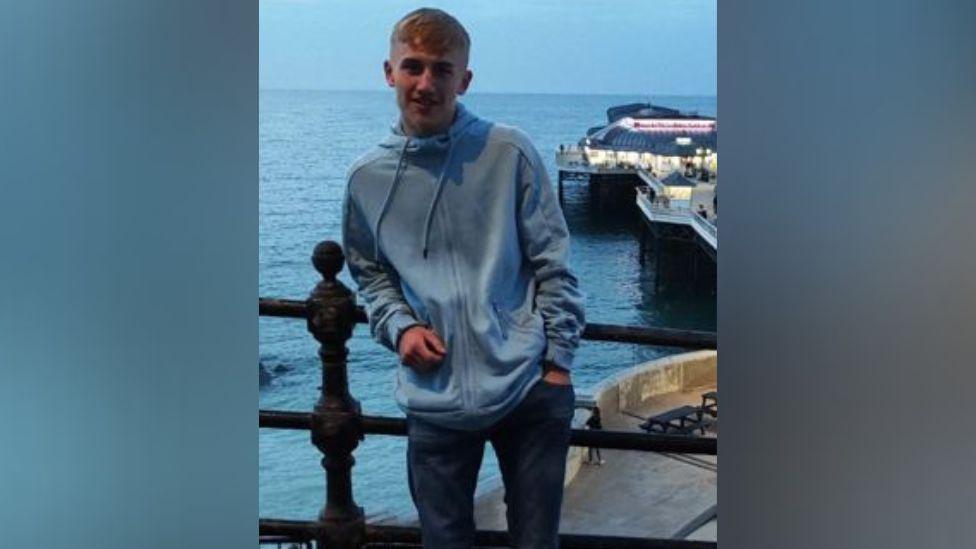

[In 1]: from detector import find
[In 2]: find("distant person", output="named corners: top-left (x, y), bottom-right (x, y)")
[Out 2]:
top-left (342, 8), bottom-right (586, 549)
top-left (698, 204), bottom-right (708, 219)
top-left (584, 406), bottom-right (605, 465)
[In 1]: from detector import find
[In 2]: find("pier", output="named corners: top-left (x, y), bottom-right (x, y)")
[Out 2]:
top-left (635, 170), bottom-right (717, 262)
top-left (555, 144), bottom-right (642, 206)
top-left (554, 103), bottom-right (718, 268)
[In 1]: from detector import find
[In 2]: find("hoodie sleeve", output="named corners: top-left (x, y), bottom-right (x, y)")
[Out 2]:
top-left (342, 184), bottom-right (422, 353)
top-left (515, 144), bottom-right (586, 370)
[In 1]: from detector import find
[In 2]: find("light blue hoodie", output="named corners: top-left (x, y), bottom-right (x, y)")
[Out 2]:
top-left (342, 103), bottom-right (585, 431)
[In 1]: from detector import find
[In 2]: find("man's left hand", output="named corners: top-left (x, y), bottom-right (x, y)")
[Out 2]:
top-left (542, 361), bottom-right (572, 386)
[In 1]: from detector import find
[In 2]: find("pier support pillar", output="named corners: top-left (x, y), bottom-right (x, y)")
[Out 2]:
top-left (653, 236), bottom-right (662, 294)
top-left (306, 241), bottom-right (365, 549)
top-left (558, 170), bottom-right (564, 204)
top-left (638, 225), bottom-right (647, 265)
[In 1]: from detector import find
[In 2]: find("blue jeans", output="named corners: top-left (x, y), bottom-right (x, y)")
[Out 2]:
top-left (406, 379), bottom-right (576, 549)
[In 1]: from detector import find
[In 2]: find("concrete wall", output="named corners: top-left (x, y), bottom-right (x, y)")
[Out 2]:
top-left (564, 350), bottom-right (717, 485)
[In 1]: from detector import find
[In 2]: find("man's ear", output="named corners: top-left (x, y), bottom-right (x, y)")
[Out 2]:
top-left (383, 60), bottom-right (395, 87)
top-left (457, 69), bottom-right (473, 96)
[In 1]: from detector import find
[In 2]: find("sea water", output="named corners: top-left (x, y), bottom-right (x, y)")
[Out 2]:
top-left (259, 90), bottom-right (717, 520)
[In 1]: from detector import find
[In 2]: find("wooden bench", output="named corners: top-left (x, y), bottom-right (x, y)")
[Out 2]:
top-left (700, 391), bottom-right (718, 418)
top-left (639, 405), bottom-right (705, 435)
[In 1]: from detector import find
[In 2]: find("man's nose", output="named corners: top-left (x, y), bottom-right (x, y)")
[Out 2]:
top-left (416, 68), bottom-right (436, 91)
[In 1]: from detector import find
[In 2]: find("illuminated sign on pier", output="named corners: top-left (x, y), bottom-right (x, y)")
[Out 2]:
top-left (622, 118), bottom-right (716, 133)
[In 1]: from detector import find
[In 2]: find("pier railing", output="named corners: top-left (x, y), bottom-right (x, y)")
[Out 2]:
top-left (259, 240), bottom-right (718, 549)
top-left (636, 187), bottom-right (718, 252)
top-left (691, 212), bottom-right (718, 239)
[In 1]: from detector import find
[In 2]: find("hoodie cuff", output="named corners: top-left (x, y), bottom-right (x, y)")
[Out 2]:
top-left (384, 310), bottom-right (424, 352)
top-left (544, 341), bottom-right (576, 371)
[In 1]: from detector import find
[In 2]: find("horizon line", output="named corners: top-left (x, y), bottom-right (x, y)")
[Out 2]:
top-left (258, 87), bottom-right (717, 99)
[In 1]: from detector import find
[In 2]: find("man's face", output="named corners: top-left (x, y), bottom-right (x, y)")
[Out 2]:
top-left (384, 40), bottom-right (473, 137)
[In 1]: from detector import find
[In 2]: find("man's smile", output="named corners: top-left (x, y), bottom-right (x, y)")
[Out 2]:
top-left (412, 97), bottom-right (440, 108)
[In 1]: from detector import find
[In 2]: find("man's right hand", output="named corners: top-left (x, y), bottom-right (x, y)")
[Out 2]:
top-left (398, 325), bottom-right (447, 373)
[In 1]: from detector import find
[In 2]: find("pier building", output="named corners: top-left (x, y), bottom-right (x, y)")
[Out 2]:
top-left (557, 103), bottom-right (718, 263)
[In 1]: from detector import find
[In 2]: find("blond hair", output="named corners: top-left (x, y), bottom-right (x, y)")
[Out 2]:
top-left (390, 8), bottom-right (470, 61)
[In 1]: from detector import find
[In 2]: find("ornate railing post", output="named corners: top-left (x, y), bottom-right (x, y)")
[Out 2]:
top-left (306, 241), bottom-right (365, 548)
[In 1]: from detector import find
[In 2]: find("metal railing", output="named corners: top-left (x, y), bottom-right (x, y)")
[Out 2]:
top-left (636, 187), bottom-right (693, 215)
top-left (691, 212), bottom-right (718, 239)
top-left (259, 240), bottom-right (718, 549)
top-left (636, 186), bottom-right (718, 252)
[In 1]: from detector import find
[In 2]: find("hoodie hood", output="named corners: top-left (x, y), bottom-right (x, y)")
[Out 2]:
top-left (380, 102), bottom-right (480, 152)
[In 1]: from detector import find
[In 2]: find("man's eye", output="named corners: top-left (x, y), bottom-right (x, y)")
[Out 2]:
top-left (401, 62), bottom-right (423, 75)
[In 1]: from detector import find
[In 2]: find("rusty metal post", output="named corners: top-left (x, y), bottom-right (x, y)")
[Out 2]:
top-left (306, 241), bottom-right (365, 549)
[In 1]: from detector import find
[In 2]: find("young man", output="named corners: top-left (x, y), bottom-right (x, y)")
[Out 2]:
top-left (342, 8), bottom-right (585, 548)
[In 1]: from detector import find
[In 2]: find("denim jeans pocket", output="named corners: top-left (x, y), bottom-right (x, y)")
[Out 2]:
top-left (535, 378), bottom-right (576, 420)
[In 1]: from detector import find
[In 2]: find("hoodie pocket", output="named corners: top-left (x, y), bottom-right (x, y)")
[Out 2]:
top-left (492, 299), bottom-right (543, 339)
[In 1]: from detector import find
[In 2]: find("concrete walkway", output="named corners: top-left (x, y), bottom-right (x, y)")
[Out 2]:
top-left (473, 384), bottom-right (717, 542)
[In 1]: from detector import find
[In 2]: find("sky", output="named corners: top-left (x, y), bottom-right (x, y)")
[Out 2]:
top-left (260, 0), bottom-right (716, 96)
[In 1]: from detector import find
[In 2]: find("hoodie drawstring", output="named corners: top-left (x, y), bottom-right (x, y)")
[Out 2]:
top-left (375, 104), bottom-right (471, 261)
top-left (373, 139), bottom-right (410, 261)
top-left (421, 140), bottom-right (457, 259)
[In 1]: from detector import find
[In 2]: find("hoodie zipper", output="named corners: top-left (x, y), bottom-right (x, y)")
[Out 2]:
top-left (433, 167), bottom-right (474, 412)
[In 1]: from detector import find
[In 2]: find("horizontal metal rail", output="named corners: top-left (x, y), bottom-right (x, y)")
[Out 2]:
top-left (583, 322), bottom-right (715, 348)
top-left (691, 212), bottom-right (718, 238)
top-left (259, 519), bottom-right (717, 549)
top-left (259, 297), bottom-right (320, 319)
top-left (259, 298), bottom-right (716, 349)
top-left (258, 410), bottom-right (717, 455)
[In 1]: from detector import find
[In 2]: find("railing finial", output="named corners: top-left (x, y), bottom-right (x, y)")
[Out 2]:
top-left (312, 240), bottom-right (344, 282)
